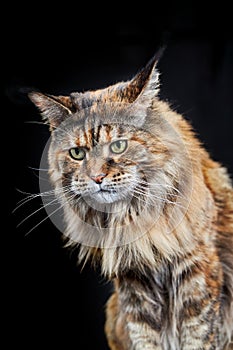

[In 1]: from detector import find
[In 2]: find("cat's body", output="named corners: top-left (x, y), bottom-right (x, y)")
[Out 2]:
top-left (29, 52), bottom-right (233, 349)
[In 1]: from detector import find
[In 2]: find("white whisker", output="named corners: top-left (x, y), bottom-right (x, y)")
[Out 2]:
top-left (135, 183), bottom-right (182, 200)
top-left (13, 193), bottom-right (41, 213)
top-left (133, 178), bottom-right (183, 195)
top-left (13, 185), bottom-right (71, 213)
top-left (28, 166), bottom-right (49, 171)
top-left (16, 196), bottom-right (61, 228)
top-left (24, 205), bottom-right (63, 236)
top-left (24, 121), bottom-right (47, 125)
top-left (123, 181), bottom-right (185, 208)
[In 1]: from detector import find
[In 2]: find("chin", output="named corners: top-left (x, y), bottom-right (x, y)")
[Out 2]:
top-left (94, 192), bottom-right (121, 203)
top-left (83, 191), bottom-right (126, 207)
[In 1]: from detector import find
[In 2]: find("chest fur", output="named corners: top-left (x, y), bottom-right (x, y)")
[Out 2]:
top-left (107, 253), bottom-right (224, 350)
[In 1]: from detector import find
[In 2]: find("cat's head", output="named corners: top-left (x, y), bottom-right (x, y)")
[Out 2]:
top-left (28, 50), bottom-right (192, 264)
top-left (28, 51), bottom-right (166, 204)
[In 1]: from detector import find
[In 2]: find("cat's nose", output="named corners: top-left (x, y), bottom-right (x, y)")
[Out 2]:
top-left (90, 173), bottom-right (107, 184)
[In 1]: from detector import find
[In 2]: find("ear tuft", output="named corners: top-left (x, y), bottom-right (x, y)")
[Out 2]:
top-left (119, 46), bottom-right (165, 104)
top-left (28, 91), bottom-right (74, 130)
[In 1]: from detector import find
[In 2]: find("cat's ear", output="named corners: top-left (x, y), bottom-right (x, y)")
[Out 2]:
top-left (28, 92), bottom-right (75, 130)
top-left (122, 47), bottom-right (165, 104)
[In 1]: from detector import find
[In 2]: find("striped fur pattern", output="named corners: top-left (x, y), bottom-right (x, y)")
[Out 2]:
top-left (29, 52), bottom-right (233, 349)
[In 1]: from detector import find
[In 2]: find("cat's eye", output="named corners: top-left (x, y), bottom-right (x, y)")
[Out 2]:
top-left (69, 147), bottom-right (86, 160)
top-left (110, 140), bottom-right (128, 154)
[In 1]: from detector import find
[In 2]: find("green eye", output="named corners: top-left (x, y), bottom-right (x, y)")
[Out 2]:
top-left (69, 147), bottom-right (86, 160)
top-left (110, 140), bottom-right (128, 154)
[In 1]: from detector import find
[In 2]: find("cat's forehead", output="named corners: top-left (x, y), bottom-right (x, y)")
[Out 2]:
top-left (53, 98), bottom-right (149, 149)
top-left (74, 122), bottom-right (129, 148)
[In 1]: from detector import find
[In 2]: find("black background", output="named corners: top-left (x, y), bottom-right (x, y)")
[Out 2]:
top-left (3, 1), bottom-right (233, 349)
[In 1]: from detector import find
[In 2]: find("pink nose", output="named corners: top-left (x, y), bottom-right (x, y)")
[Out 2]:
top-left (90, 173), bottom-right (106, 184)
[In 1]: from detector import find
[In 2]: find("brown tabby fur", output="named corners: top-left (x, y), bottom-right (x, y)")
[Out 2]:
top-left (28, 51), bottom-right (233, 349)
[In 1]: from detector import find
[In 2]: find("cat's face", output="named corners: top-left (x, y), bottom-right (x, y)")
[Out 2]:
top-left (48, 107), bottom-right (168, 208)
top-left (56, 123), bottom-right (138, 205)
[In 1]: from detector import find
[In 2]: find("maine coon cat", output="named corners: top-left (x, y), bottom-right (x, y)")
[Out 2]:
top-left (28, 51), bottom-right (233, 350)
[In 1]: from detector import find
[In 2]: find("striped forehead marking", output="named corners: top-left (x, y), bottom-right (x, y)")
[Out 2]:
top-left (75, 124), bottom-right (121, 148)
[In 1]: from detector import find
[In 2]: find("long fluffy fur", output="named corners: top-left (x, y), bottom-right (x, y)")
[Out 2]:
top-left (29, 55), bottom-right (233, 349)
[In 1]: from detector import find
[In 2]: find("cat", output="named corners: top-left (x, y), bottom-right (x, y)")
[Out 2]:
top-left (28, 50), bottom-right (233, 350)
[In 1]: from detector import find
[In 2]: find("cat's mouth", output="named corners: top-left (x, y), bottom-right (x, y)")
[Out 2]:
top-left (93, 184), bottom-right (118, 195)
top-left (97, 189), bottom-right (117, 193)
top-left (88, 188), bottom-right (122, 204)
